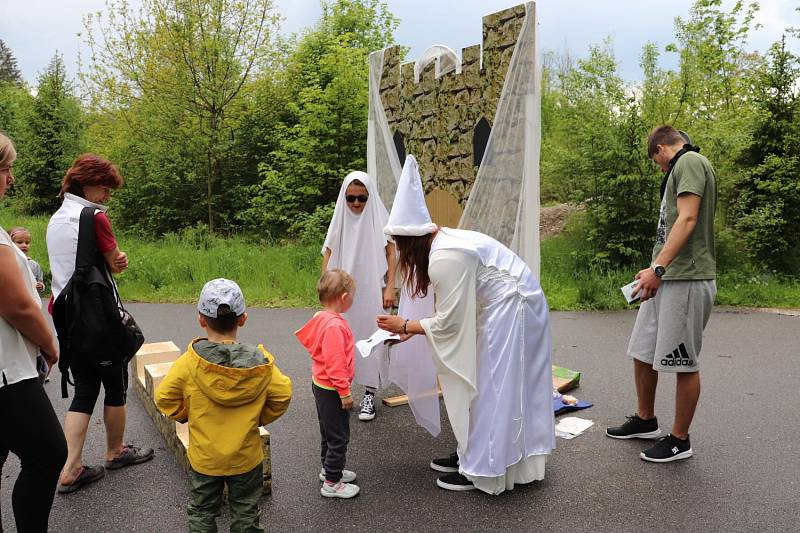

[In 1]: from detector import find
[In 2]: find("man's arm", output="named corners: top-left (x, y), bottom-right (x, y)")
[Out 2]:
top-left (634, 192), bottom-right (702, 301)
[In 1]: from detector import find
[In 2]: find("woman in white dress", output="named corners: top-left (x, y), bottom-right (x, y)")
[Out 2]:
top-left (377, 156), bottom-right (555, 495)
top-left (322, 171), bottom-right (396, 421)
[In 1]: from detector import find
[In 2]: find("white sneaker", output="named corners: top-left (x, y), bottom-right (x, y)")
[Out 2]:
top-left (319, 468), bottom-right (356, 483)
top-left (359, 392), bottom-right (376, 421)
top-left (320, 481), bottom-right (360, 498)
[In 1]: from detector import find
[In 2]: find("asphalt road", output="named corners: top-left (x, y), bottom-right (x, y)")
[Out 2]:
top-left (2, 305), bottom-right (799, 532)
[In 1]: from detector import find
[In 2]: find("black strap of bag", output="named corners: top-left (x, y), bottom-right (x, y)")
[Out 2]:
top-left (659, 143), bottom-right (700, 200)
top-left (59, 207), bottom-right (101, 397)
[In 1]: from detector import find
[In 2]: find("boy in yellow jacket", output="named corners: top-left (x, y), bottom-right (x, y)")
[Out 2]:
top-left (156, 279), bottom-right (292, 533)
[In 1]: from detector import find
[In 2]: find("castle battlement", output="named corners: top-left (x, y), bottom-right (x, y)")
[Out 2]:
top-left (375, 2), bottom-right (530, 222)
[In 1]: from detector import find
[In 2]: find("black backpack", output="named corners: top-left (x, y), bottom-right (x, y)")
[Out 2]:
top-left (52, 206), bottom-right (144, 398)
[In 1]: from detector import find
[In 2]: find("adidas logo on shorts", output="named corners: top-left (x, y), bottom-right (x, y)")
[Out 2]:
top-left (660, 343), bottom-right (695, 367)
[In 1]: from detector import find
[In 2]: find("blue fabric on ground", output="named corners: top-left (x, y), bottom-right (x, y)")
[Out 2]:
top-left (553, 397), bottom-right (593, 415)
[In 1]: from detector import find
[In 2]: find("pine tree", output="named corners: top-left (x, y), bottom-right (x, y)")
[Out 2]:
top-left (18, 53), bottom-right (83, 214)
top-left (732, 36), bottom-right (800, 272)
top-left (0, 39), bottom-right (24, 85)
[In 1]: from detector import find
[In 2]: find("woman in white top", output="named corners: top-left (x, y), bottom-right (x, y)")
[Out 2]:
top-left (0, 132), bottom-right (68, 533)
top-left (321, 171), bottom-right (396, 421)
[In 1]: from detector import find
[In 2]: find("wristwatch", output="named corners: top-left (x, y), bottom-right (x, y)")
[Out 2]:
top-left (652, 264), bottom-right (666, 278)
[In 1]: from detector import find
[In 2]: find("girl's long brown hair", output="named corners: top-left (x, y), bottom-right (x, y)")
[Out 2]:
top-left (394, 234), bottom-right (434, 298)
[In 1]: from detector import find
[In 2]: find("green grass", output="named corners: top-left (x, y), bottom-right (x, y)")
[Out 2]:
top-left (3, 206), bottom-right (798, 310)
top-left (0, 207), bottom-right (320, 307)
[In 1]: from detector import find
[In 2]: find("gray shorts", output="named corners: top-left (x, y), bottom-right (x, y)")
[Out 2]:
top-left (628, 279), bottom-right (716, 372)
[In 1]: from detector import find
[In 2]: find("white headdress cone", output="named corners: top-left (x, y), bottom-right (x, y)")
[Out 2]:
top-left (383, 155), bottom-right (438, 236)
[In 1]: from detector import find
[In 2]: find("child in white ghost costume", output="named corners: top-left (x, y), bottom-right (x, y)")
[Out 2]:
top-left (377, 155), bottom-right (555, 495)
top-left (322, 171), bottom-right (396, 421)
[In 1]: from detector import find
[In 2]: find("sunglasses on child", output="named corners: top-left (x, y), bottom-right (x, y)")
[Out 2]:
top-left (346, 195), bottom-right (369, 204)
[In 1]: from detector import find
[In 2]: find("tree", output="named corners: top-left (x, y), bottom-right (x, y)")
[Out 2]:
top-left (237, 0), bottom-right (398, 238)
top-left (16, 53), bottom-right (83, 214)
top-left (82, 0), bottom-right (280, 232)
top-left (732, 37), bottom-right (800, 272)
top-left (0, 39), bottom-right (23, 85)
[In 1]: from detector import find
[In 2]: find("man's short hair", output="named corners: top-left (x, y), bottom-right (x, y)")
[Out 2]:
top-left (647, 125), bottom-right (686, 158)
top-left (202, 304), bottom-right (238, 333)
top-left (317, 269), bottom-right (355, 304)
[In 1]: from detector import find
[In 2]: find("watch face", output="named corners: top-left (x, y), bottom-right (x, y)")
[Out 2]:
top-left (654, 266), bottom-right (666, 277)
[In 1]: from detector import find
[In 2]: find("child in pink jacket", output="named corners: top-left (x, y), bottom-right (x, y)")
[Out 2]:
top-left (295, 269), bottom-right (360, 499)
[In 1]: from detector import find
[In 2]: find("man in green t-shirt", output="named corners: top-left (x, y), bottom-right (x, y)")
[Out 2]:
top-left (606, 125), bottom-right (717, 463)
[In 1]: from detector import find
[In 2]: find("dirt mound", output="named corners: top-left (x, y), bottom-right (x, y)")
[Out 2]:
top-left (540, 203), bottom-right (581, 239)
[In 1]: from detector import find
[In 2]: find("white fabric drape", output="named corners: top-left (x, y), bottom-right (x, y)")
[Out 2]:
top-left (323, 171), bottom-right (390, 389)
top-left (420, 228), bottom-right (554, 495)
top-left (367, 49), bottom-right (402, 212)
top-left (458, 2), bottom-right (541, 277)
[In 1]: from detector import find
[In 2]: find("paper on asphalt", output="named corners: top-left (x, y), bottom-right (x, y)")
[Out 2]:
top-left (554, 417), bottom-right (594, 439)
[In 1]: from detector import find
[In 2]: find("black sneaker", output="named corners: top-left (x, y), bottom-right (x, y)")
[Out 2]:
top-left (436, 472), bottom-right (475, 491)
top-left (640, 434), bottom-right (693, 463)
top-left (358, 391), bottom-right (376, 421)
top-left (606, 414), bottom-right (661, 439)
top-left (430, 452), bottom-right (459, 473)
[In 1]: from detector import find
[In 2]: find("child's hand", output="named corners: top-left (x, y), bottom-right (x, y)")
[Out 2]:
top-left (340, 396), bottom-right (353, 410)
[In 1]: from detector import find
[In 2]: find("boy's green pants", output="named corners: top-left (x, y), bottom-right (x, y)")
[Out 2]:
top-left (188, 465), bottom-right (264, 533)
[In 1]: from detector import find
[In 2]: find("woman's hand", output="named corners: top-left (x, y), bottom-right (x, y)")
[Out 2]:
top-left (40, 343), bottom-right (58, 369)
top-left (114, 251), bottom-right (129, 271)
top-left (377, 314), bottom-right (405, 334)
top-left (35, 281), bottom-right (44, 291)
top-left (382, 286), bottom-right (395, 309)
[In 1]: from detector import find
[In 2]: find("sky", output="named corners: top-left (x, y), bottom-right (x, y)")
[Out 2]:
top-left (1, 0), bottom-right (799, 87)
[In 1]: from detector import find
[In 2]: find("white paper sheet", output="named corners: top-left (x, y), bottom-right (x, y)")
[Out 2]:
top-left (356, 329), bottom-right (401, 358)
top-left (554, 417), bottom-right (594, 439)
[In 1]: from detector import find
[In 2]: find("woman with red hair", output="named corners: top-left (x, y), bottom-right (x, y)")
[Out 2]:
top-left (46, 154), bottom-right (153, 494)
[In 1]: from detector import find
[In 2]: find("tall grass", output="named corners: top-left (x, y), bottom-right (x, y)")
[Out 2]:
top-left (3, 206), bottom-right (798, 310)
top-left (0, 208), bottom-right (320, 307)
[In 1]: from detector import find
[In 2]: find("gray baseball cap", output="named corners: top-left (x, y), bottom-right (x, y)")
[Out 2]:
top-left (197, 278), bottom-right (246, 318)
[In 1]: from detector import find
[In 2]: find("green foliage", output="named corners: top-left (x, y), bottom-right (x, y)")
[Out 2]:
top-left (81, 0), bottom-right (280, 234)
top-left (731, 37), bottom-right (800, 272)
top-left (0, 40), bottom-right (23, 86)
top-left (15, 54), bottom-right (83, 215)
top-left (238, 0), bottom-right (398, 237)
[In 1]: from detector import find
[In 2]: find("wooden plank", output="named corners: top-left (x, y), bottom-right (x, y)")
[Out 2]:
top-left (133, 341), bottom-right (181, 385)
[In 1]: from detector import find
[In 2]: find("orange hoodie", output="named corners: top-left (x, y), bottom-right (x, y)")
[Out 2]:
top-left (295, 311), bottom-right (354, 398)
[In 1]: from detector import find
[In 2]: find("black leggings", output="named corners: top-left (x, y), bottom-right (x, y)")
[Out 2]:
top-left (69, 358), bottom-right (128, 414)
top-left (0, 377), bottom-right (68, 533)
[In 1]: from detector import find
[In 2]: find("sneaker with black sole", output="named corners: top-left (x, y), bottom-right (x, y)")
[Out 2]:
top-left (319, 468), bottom-right (356, 483)
top-left (606, 414), bottom-right (661, 439)
top-left (358, 391), bottom-right (376, 421)
top-left (640, 434), bottom-right (693, 463)
top-left (430, 452), bottom-right (459, 473)
top-left (105, 444), bottom-right (155, 470)
top-left (320, 480), bottom-right (360, 498)
top-left (57, 465), bottom-right (105, 494)
top-left (436, 473), bottom-right (475, 492)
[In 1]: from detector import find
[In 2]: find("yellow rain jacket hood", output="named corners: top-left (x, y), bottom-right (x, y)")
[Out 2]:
top-left (155, 338), bottom-right (292, 476)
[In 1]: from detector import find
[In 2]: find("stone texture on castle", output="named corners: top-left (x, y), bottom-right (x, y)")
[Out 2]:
top-left (377, 3), bottom-right (527, 206)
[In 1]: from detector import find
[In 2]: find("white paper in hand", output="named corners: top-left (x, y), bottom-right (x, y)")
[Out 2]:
top-left (620, 280), bottom-right (640, 304)
top-left (356, 329), bottom-right (401, 358)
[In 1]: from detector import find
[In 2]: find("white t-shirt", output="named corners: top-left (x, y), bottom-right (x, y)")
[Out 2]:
top-left (0, 226), bottom-right (40, 387)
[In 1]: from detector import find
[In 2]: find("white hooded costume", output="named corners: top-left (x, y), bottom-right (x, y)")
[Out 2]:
top-left (384, 156), bottom-right (555, 495)
top-left (323, 171), bottom-right (391, 389)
